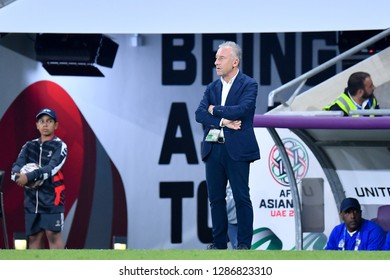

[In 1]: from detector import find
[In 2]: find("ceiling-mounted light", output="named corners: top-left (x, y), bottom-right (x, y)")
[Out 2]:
top-left (0, 0), bottom-right (17, 9)
top-left (35, 34), bottom-right (119, 77)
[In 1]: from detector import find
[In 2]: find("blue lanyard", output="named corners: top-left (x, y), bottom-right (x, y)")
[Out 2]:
top-left (340, 226), bottom-right (361, 251)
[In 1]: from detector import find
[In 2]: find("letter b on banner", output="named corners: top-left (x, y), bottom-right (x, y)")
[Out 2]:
top-left (162, 34), bottom-right (196, 85)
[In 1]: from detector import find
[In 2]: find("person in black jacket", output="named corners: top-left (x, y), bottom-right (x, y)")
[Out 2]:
top-left (11, 108), bottom-right (67, 249)
top-left (195, 41), bottom-right (260, 250)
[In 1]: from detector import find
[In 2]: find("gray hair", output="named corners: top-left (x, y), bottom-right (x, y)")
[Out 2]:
top-left (218, 41), bottom-right (242, 64)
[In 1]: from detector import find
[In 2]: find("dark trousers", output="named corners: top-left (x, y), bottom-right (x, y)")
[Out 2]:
top-left (205, 143), bottom-right (253, 249)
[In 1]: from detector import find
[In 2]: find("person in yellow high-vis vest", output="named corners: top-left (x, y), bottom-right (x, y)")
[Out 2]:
top-left (323, 72), bottom-right (380, 117)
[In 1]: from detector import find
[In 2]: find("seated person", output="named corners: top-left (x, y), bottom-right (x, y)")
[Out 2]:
top-left (325, 197), bottom-right (385, 250)
top-left (383, 231), bottom-right (390, 250)
top-left (323, 72), bottom-right (379, 116)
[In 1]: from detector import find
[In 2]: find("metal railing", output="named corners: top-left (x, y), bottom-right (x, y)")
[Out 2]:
top-left (349, 109), bottom-right (390, 116)
top-left (268, 28), bottom-right (390, 108)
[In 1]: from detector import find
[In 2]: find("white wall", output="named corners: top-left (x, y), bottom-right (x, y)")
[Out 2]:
top-left (0, 0), bottom-right (389, 33)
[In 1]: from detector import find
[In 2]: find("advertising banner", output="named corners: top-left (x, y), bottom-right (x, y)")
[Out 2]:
top-left (250, 128), bottom-right (339, 250)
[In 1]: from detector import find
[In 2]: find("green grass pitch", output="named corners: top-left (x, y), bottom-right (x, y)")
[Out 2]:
top-left (1, 250), bottom-right (390, 260)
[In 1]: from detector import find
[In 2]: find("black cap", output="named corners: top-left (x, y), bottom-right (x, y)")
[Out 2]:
top-left (340, 197), bottom-right (361, 213)
top-left (36, 108), bottom-right (57, 122)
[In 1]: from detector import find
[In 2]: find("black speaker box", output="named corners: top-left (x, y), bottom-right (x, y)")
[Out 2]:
top-left (35, 34), bottom-right (118, 68)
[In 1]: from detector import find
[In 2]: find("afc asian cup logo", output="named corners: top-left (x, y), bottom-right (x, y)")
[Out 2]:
top-left (268, 138), bottom-right (309, 186)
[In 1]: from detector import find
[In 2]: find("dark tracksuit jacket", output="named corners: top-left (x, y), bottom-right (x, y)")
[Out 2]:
top-left (11, 135), bottom-right (67, 214)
